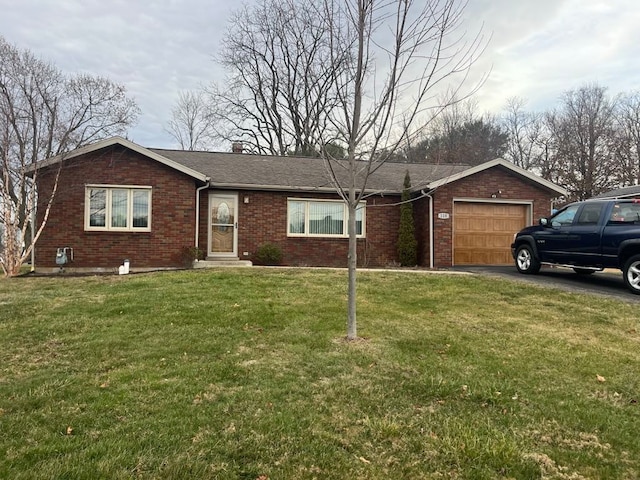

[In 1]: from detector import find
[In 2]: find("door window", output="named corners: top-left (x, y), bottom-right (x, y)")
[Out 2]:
top-left (576, 203), bottom-right (604, 225)
top-left (210, 195), bottom-right (237, 255)
top-left (551, 205), bottom-right (580, 227)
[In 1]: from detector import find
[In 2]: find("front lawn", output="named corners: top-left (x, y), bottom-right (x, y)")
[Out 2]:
top-left (0, 269), bottom-right (638, 479)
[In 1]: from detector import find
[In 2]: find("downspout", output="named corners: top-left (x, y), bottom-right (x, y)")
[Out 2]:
top-left (30, 203), bottom-right (35, 272)
top-left (30, 177), bottom-right (36, 272)
top-left (422, 189), bottom-right (435, 269)
top-left (195, 179), bottom-right (211, 250)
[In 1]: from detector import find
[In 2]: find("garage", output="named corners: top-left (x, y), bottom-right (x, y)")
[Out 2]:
top-left (453, 201), bottom-right (529, 265)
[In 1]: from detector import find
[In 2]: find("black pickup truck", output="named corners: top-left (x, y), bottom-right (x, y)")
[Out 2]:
top-left (511, 198), bottom-right (640, 294)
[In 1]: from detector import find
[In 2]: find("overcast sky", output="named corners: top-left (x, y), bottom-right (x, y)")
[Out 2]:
top-left (1, 0), bottom-right (639, 149)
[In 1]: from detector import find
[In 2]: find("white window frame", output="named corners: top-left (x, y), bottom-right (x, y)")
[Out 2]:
top-left (287, 198), bottom-right (366, 238)
top-left (85, 185), bottom-right (152, 232)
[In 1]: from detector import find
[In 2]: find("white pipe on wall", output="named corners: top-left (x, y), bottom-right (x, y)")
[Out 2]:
top-left (195, 180), bottom-right (211, 249)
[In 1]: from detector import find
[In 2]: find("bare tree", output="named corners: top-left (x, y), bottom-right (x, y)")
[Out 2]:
top-left (0, 36), bottom-right (139, 276)
top-left (501, 97), bottom-right (547, 170)
top-left (394, 97), bottom-right (483, 163)
top-left (544, 84), bottom-right (619, 200)
top-left (616, 91), bottom-right (640, 186)
top-left (389, 97), bottom-right (508, 165)
top-left (318, 0), bottom-right (487, 339)
top-left (166, 90), bottom-right (217, 151)
top-left (211, 0), bottom-right (485, 338)
top-left (422, 116), bottom-right (508, 165)
top-left (205, 0), bottom-right (350, 155)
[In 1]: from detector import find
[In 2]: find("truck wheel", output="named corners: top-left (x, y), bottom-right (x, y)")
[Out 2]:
top-left (515, 245), bottom-right (541, 274)
top-left (623, 254), bottom-right (640, 295)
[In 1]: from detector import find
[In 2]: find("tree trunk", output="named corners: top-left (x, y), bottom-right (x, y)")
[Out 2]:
top-left (346, 195), bottom-right (357, 340)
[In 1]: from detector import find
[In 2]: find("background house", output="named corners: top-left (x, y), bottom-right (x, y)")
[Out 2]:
top-left (593, 185), bottom-right (640, 200)
top-left (33, 137), bottom-right (567, 272)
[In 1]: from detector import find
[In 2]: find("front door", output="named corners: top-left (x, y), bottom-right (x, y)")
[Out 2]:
top-left (209, 193), bottom-right (238, 257)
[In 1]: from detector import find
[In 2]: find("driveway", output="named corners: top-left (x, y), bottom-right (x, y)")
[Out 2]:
top-left (457, 265), bottom-right (640, 303)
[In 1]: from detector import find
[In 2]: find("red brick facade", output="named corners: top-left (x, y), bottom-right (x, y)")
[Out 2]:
top-left (35, 145), bottom-right (198, 270)
top-left (414, 166), bottom-right (558, 268)
top-left (198, 190), bottom-right (401, 268)
top-left (34, 145), bottom-right (560, 271)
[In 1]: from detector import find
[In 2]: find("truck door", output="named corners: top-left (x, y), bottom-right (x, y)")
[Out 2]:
top-left (568, 202), bottom-right (606, 265)
top-left (539, 204), bottom-right (580, 261)
top-left (540, 203), bottom-right (605, 264)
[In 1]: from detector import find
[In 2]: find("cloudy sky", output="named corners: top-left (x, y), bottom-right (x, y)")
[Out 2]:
top-left (1, 0), bottom-right (639, 149)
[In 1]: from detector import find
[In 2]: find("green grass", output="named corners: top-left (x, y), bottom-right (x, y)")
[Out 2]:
top-left (1, 268), bottom-right (638, 479)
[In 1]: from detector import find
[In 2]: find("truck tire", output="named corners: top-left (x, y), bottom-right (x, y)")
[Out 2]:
top-left (623, 254), bottom-right (640, 295)
top-left (515, 244), bottom-right (541, 274)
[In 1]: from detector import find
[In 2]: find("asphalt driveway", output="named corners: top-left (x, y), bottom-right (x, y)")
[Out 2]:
top-left (457, 265), bottom-right (640, 303)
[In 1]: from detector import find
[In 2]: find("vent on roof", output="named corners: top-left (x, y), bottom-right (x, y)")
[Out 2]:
top-left (232, 142), bottom-right (244, 154)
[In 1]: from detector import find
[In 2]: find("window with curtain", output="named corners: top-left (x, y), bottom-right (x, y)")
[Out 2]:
top-left (287, 199), bottom-right (365, 237)
top-left (85, 186), bottom-right (151, 231)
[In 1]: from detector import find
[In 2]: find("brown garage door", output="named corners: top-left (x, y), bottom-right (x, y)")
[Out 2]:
top-left (453, 202), bottom-right (529, 265)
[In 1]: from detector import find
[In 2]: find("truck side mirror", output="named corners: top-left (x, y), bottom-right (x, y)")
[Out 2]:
top-left (539, 218), bottom-right (549, 227)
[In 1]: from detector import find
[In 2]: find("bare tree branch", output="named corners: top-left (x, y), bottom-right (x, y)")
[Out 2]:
top-left (0, 35), bottom-right (139, 276)
top-left (317, 0), bottom-right (488, 339)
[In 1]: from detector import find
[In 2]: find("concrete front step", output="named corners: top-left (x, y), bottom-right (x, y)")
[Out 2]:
top-left (193, 259), bottom-right (253, 268)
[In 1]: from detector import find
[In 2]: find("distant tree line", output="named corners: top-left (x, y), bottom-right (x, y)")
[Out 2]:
top-left (501, 85), bottom-right (640, 201)
top-left (381, 85), bottom-right (640, 201)
top-left (168, 2), bottom-right (640, 202)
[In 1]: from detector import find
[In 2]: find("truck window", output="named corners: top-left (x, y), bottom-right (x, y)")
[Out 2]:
top-left (576, 203), bottom-right (604, 225)
top-left (610, 202), bottom-right (640, 224)
top-left (551, 204), bottom-right (580, 227)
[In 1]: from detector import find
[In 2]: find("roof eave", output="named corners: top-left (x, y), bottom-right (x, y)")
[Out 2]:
top-left (594, 193), bottom-right (640, 200)
top-left (424, 158), bottom-right (569, 197)
top-left (28, 136), bottom-right (209, 183)
top-left (209, 182), bottom-right (401, 195)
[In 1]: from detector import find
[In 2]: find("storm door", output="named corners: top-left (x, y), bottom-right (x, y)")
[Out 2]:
top-left (209, 193), bottom-right (238, 257)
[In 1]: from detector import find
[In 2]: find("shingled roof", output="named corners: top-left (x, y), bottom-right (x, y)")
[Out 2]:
top-left (32, 136), bottom-right (568, 196)
top-left (592, 185), bottom-right (640, 199)
top-left (149, 147), bottom-right (470, 194)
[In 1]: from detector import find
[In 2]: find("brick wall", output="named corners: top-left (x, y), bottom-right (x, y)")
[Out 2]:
top-left (35, 150), bottom-right (558, 271)
top-left (199, 190), bottom-right (401, 268)
top-left (35, 145), bottom-right (197, 270)
top-left (414, 165), bottom-right (558, 268)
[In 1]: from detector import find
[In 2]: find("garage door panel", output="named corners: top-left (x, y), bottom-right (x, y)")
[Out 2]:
top-left (454, 202), bottom-right (528, 265)
top-left (455, 249), bottom-right (513, 265)
top-left (457, 233), bottom-right (514, 248)
top-left (493, 218), bottom-right (525, 231)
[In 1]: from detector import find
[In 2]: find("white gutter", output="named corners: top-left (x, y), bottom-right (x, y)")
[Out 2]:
top-left (209, 182), bottom-right (399, 195)
top-left (195, 180), bottom-right (210, 249)
top-left (422, 189), bottom-right (435, 269)
top-left (428, 191), bottom-right (434, 269)
top-left (30, 204), bottom-right (35, 272)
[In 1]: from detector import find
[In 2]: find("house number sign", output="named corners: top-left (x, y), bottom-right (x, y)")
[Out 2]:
top-left (437, 212), bottom-right (450, 220)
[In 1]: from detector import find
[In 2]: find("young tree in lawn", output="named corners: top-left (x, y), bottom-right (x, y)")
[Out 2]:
top-left (211, 0), bottom-right (485, 339)
top-left (319, 0), bottom-right (487, 339)
top-left (0, 36), bottom-right (139, 276)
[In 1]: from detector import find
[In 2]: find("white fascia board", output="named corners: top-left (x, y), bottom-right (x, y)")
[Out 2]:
top-left (425, 158), bottom-right (569, 197)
